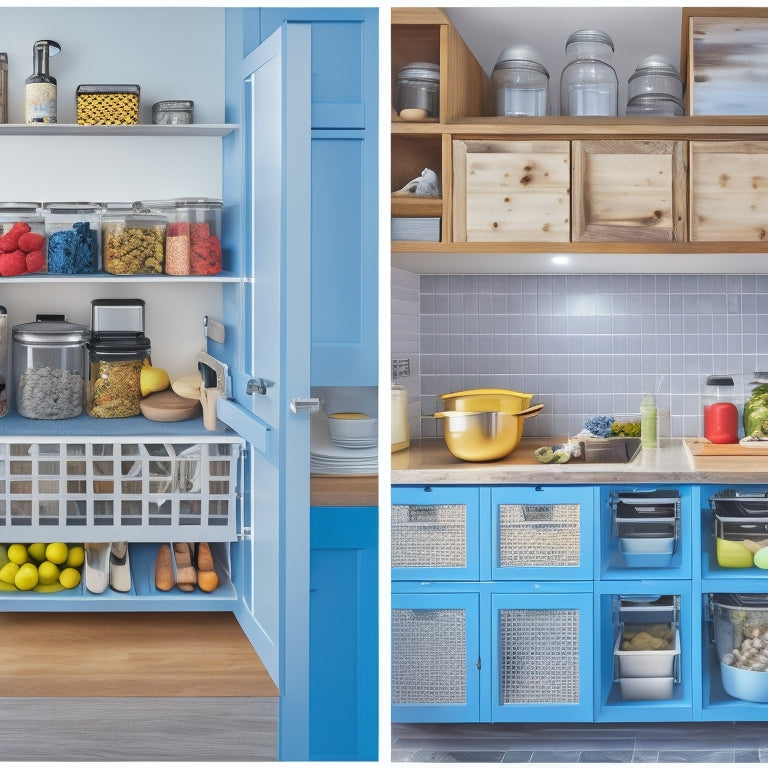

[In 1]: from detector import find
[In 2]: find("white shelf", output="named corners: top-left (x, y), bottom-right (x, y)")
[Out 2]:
top-left (0, 123), bottom-right (237, 137)
top-left (2, 271), bottom-right (241, 284)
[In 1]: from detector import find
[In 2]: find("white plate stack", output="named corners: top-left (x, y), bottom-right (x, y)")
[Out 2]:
top-left (310, 413), bottom-right (378, 475)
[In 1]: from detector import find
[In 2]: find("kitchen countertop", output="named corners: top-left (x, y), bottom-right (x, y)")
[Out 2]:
top-left (392, 437), bottom-right (768, 485)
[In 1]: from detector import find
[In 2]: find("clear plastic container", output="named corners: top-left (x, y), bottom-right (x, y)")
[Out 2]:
top-left (171, 197), bottom-right (223, 275)
top-left (86, 333), bottom-right (151, 418)
top-left (43, 202), bottom-right (101, 274)
top-left (394, 62), bottom-right (439, 119)
top-left (0, 202), bottom-right (47, 276)
top-left (560, 29), bottom-right (618, 116)
top-left (12, 317), bottom-right (88, 419)
top-left (102, 203), bottom-right (166, 275)
top-left (492, 45), bottom-right (549, 117)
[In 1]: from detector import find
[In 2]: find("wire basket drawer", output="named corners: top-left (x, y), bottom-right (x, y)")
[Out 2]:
top-left (0, 437), bottom-right (243, 541)
top-left (392, 503), bottom-right (467, 570)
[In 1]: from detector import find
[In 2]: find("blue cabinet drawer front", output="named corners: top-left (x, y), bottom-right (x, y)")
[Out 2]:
top-left (392, 591), bottom-right (481, 722)
top-left (392, 486), bottom-right (481, 580)
top-left (491, 486), bottom-right (595, 580)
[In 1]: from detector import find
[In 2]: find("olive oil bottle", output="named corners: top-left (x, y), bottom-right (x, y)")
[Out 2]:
top-left (25, 40), bottom-right (60, 124)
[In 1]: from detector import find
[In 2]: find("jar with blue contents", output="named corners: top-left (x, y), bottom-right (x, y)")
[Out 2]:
top-left (43, 202), bottom-right (101, 274)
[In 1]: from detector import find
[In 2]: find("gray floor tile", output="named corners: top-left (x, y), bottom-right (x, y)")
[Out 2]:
top-left (734, 749), bottom-right (761, 763)
top-left (501, 751), bottom-right (534, 763)
top-left (411, 749), bottom-right (507, 762)
top-left (656, 750), bottom-right (736, 763)
top-left (579, 750), bottom-right (635, 763)
top-left (530, 750), bottom-right (581, 762)
top-left (631, 750), bottom-right (660, 763)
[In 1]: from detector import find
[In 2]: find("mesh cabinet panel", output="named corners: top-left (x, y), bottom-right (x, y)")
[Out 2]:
top-left (499, 608), bottom-right (580, 704)
top-left (392, 504), bottom-right (467, 569)
top-left (392, 608), bottom-right (467, 704)
top-left (498, 503), bottom-right (580, 567)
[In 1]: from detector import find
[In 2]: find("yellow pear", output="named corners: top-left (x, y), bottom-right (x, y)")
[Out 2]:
top-left (140, 366), bottom-right (171, 397)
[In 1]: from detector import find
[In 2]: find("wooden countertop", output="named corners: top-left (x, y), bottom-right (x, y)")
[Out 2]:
top-left (310, 474), bottom-right (378, 507)
top-left (392, 437), bottom-right (768, 485)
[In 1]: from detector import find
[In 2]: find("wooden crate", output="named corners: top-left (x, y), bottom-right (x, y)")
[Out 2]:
top-left (572, 140), bottom-right (687, 243)
top-left (690, 141), bottom-right (768, 242)
top-left (453, 139), bottom-right (570, 242)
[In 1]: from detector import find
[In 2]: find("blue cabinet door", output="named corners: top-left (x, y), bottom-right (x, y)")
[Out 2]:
top-left (220, 18), bottom-right (312, 761)
top-left (309, 506), bottom-right (378, 761)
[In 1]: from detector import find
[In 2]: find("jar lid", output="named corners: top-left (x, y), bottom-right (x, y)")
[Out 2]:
top-left (43, 202), bottom-right (103, 214)
top-left (629, 55), bottom-right (683, 82)
top-left (565, 29), bottom-right (614, 51)
top-left (173, 197), bottom-right (223, 210)
top-left (13, 319), bottom-right (89, 344)
top-left (493, 59), bottom-right (549, 78)
top-left (396, 62), bottom-right (440, 82)
top-left (87, 333), bottom-right (151, 352)
top-left (0, 202), bottom-right (40, 212)
top-left (495, 44), bottom-right (545, 66)
top-left (627, 94), bottom-right (684, 108)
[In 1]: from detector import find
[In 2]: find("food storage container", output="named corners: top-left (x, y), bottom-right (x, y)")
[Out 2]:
top-left (76, 84), bottom-right (140, 125)
top-left (0, 305), bottom-right (7, 417)
top-left (711, 593), bottom-right (768, 702)
top-left (0, 202), bottom-right (47, 276)
top-left (168, 198), bottom-right (223, 275)
top-left (612, 490), bottom-right (679, 566)
top-left (625, 94), bottom-right (685, 117)
top-left (559, 29), bottom-right (618, 116)
top-left (12, 316), bottom-right (88, 419)
top-left (627, 55), bottom-right (684, 102)
top-left (101, 204), bottom-right (166, 275)
top-left (394, 62), bottom-right (439, 119)
top-left (151, 99), bottom-right (194, 125)
top-left (85, 333), bottom-right (151, 418)
top-left (701, 374), bottom-right (743, 441)
top-left (614, 595), bottom-right (680, 700)
top-left (90, 298), bottom-right (145, 334)
top-left (43, 202), bottom-right (101, 274)
top-left (491, 45), bottom-right (549, 116)
top-left (712, 489), bottom-right (768, 568)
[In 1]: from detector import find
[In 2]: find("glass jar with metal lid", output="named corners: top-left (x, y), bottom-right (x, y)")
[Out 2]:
top-left (394, 62), bottom-right (440, 119)
top-left (151, 99), bottom-right (194, 125)
top-left (0, 202), bottom-right (47, 276)
top-left (626, 55), bottom-right (685, 116)
top-left (101, 202), bottom-right (166, 275)
top-left (559, 29), bottom-right (618, 116)
top-left (12, 316), bottom-right (88, 419)
top-left (86, 332), bottom-right (151, 418)
top-left (43, 202), bottom-right (102, 274)
top-left (492, 45), bottom-right (549, 116)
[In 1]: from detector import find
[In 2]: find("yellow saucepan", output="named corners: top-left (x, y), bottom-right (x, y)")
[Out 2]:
top-left (434, 404), bottom-right (544, 462)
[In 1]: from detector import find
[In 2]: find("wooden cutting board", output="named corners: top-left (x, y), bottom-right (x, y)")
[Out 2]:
top-left (684, 437), bottom-right (768, 456)
top-left (140, 390), bottom-right (202, 422)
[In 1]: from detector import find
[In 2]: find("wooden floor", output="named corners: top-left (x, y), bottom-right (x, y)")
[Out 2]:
top-left (0, 611), bottom-right (278, 697)
top-left (0, 612), bottom-right (279, 761)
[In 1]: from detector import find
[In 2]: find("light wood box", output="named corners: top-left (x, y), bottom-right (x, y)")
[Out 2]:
top-left (572, 140), bottom-right (687, 243)
top-left (690, 140), bottom-right (768, 241)
top-left (452, 139), bottom-right (570, 242)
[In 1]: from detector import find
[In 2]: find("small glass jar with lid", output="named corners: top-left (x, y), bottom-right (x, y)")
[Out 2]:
top-left (394, 62), bottom-right (440, 119)
top-left (43, 202), bottom-right (102, 274)
top-left (86, 332), bottom-right (151, 418)
top-left (12, 316), bottom-right (88, 419)
top-left (559, 29), bottom-right (618, 116)
top-left (0, 202), bottom-right (47, 276)
top-left (101, 203), bottom-right (166, 275)
top-left (491, 45), bottom-right (549, 116)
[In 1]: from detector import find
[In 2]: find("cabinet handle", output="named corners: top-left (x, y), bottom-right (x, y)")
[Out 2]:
top-left (246, 378), bottom-right (269, 395)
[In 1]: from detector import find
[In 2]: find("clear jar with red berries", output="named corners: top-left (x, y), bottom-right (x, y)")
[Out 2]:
top-left (0, 202), bottom-right (47, 276)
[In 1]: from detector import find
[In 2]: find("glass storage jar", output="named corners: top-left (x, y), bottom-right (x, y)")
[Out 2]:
top-left (559, 29), bottom-right (618, 116)
top-left (170, 197), bottom-right (223, 275)
top-left (43, 202), bottom-right (101, 274)
top-left (0, 202), bottom-right (47, 276)
top-left (151, 99), bottom-right (194, 125)
top-left (12, 316), bottom-right (88, 419)
top-left (0, 305), bottom-right (6, 417)
top-left (491, 45), bottom-right (549, 116)
top-left (86, 333), bottom-right (151, 418)
top-left (101, 203), bottom-right (166, 275)
top-left (625, 94), bottom-right (685, 117)
top-left (394, 62), bottom-right (439, 119)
